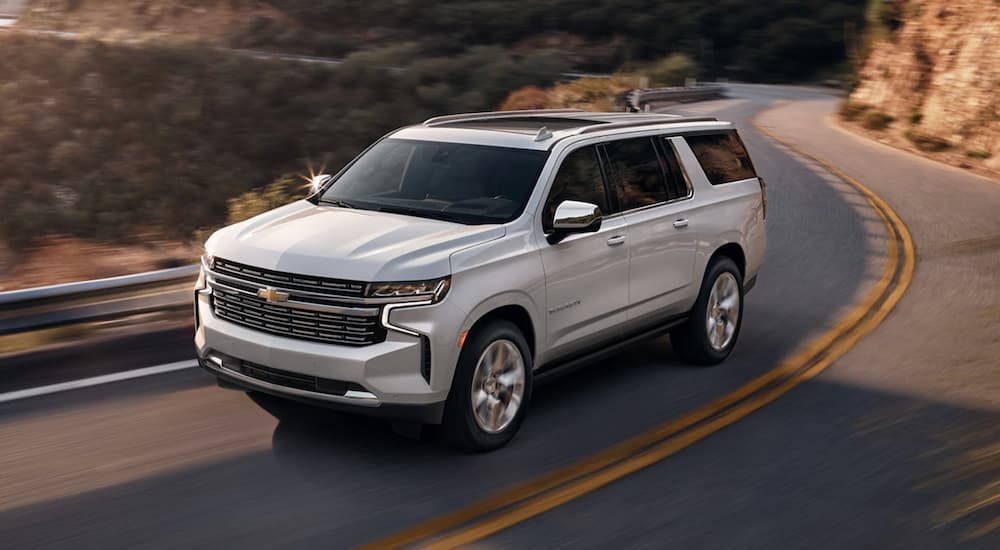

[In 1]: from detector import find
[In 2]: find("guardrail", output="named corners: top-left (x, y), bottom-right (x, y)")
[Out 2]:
top-left (0, 264), bottom-right (198, 335)
top-left (627, 84), bottom-right (726, 111)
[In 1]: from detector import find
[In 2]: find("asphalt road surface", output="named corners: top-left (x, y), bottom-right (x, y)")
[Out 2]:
top-left (1, 85), bottom-right (997, 549)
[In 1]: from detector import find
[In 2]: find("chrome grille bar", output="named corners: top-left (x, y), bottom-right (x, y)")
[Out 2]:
top-left (213, 258), bottom-right (366, 298)
top-left (207, 258), bottom-right (386, 346)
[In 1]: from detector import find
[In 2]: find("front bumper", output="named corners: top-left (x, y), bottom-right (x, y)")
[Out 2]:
top-left (195, 287), bottom-right (465, 423)
top-left (199, 356), bottom-right (446, 423)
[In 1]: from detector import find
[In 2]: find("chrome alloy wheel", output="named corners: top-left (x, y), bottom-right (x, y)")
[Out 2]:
top-left (470, 339), bottom-right (525, 434)
top-left (706, 272), bottom-right (740, 352)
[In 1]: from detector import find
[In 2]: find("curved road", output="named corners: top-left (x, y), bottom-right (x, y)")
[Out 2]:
top-left (0, 85), bottom-right (997, 548)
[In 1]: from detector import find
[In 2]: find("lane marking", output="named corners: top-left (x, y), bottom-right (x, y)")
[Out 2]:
top-left (361, 102), bottom-right (916, 550)
top-left (0, 360), bottom-right (198, 405)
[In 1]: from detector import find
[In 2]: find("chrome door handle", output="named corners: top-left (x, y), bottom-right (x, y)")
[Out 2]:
top-left (672, 219), bottom-right (689, 229)
top-left (606, 235), bottom-right (627, 247)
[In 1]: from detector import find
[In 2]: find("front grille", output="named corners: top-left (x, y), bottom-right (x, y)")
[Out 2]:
top-left (239, 361), bottom-right (367, 396)
top-left (213, 257), bottom-right (366, 298)
top-left (212, 287), bottom-right (385, 346)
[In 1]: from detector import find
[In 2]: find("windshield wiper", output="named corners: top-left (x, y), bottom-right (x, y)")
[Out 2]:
top-left (377, 205), bottom-right (465, 223)
top-left (319, 197), bottom-right (359, 209)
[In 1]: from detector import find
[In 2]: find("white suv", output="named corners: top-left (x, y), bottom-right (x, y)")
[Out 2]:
top-left (195, 109), bottom-right (766, 451)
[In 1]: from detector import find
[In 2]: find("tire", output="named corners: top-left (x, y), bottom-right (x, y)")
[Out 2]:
top-left (671, 256), bottom-right (744, 366)
top-left (438, 320), bottom-right (533, 452)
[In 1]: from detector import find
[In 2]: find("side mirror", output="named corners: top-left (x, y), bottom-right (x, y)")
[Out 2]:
top-left (310, 174), bottom-right (333, 196)
top-left (548, 200), bottom-right (602, 244)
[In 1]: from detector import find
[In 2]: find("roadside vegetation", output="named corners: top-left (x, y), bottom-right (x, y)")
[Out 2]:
top-left (2, 0), bottom-right (873, 285)
top-left (22, 0), bottom-right (868, 81)
top-left (0, 34), bottom-right (567, 253)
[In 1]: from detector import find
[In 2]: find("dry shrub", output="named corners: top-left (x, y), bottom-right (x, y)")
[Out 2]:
top-left (501, 75), bottom-right (637, 112)
top-left (862, 110), bottom-right (894, 130)
top-left (905, 130), bottom-right (952, 152)
top-left (839, 101), bottom-right (870, 121)
top-left (500, 86), bottom-right (551, 110)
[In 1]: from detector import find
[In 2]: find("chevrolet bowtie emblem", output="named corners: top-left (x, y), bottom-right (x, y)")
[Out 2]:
top-left (257, 287), bottom-right (290, 303)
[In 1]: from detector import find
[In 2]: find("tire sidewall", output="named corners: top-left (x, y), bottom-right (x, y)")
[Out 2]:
top-left (442, 320), bottom-right (533, 451)
top-left (693, 258), bottom-right (744, 363)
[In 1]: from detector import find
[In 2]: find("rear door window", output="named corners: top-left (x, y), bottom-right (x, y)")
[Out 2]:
top-left (603, 137), bottom-right (669, 211)
top-left (685, 132), bottom-right (757, 185)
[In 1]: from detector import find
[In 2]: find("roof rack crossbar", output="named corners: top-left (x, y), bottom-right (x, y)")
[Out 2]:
top-left (422, 109), bottom-right (585, 126)
top-left (572, 116), bottom-right (719, 136)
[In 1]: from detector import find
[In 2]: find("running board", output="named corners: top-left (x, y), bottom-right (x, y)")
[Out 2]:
top-left (534, 315), bottom-right (688, 385)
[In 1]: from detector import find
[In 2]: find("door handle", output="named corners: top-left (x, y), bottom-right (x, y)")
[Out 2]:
top-left (606, 235), bottom-right (627, 247)
top-left (672, 219), bottom-right (689, 229)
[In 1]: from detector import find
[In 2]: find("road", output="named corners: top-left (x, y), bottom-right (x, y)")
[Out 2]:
top-left (0, 85), bottom-right (997, 548)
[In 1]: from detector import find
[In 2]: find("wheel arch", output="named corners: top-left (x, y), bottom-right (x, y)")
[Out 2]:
top-left (464, 303), bottom-right (537, 361)
top-left (710, 242), bottom-right (746, 278)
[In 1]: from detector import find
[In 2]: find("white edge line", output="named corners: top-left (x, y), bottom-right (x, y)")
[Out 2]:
top-left (0, 360), bottom-right (199, 405)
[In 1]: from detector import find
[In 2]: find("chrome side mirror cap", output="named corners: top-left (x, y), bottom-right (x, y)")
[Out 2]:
top-left (548, 200), bottom-right (602, 244)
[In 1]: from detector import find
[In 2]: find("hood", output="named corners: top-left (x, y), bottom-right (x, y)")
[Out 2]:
top-left (206, 201), bottom-right (505, 282)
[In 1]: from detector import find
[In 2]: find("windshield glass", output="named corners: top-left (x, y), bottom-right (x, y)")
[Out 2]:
top-left (320, 139), bottom-right (549, 224)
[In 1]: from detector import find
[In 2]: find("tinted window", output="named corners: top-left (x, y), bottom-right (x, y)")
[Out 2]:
top-left (658, 138), bottom-right (691, 201)
top-left (604, 138), bottom-right (668, 211)
top-left (685, 132), bottom-right (757, 185)
top-left (322, 139), bottom-right (548, 224)
top-left (544, 146), bottom-right (608, 231)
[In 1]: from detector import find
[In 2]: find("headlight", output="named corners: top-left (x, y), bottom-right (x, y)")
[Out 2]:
top-left (201, 254), bottom-right (216, 270)
top-left (367, 277), bottom-right (450, 302)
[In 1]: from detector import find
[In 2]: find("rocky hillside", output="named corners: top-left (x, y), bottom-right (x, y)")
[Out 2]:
top-left (849, 0), bottom-right (999, 169)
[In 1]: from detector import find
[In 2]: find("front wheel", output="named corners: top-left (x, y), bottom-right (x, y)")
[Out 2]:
top-left (438, 320), bottom-right (532, 452)
top-left (671, 257), bottom-right (744, 366)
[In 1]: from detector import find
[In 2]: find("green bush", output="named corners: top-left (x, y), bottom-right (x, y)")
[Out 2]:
top-left (226, 175), bottom-right (310, 225)
top-left (905, 130), bottom-right (951, 152)
top-left (966, 150), bottom-right (992, 159)
top-left (862, 110), bottom-right (894, 130)
top-left (646, 53), bottom-right (699, 87)
top-left (866, 0), bottom-right (905, 37)
top-left (909, 111), bottom-right (923, 125)
top-left (839, 101), bottom-right (870, 121)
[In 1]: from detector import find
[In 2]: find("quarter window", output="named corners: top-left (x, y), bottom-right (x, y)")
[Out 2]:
top-left (604, 138), bottom-right (669, 211)
top-left (544, 146), bottom-right (609, 231)
top-left (685, 132), bottom-right (757, 185)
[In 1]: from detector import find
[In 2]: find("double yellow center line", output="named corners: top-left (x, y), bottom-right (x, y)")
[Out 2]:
top-left (360, 113), bottom-right (916, 550)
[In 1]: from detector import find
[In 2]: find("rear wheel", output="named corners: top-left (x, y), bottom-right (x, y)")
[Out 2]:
top-left (671, 256), bottom-right (744, 365)
top-left (439, 320), bottom-right (532, 452)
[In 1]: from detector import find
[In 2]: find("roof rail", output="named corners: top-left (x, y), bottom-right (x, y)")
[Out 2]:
top-left (572, 116), bottom-right (720, 136)
top-left (423, 109), bottom-right (585, 126)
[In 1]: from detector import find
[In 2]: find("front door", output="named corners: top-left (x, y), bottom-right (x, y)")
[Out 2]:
top-left (539, 145), bottom-right (630, 358)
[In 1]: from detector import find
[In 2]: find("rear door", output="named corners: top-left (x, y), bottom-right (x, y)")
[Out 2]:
top-left (603, 136), bottom-right (698, 321)
top-left (539, 145), bottom-right (630, 357)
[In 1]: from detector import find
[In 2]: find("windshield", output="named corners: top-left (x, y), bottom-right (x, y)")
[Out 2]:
top-left (320, 139), bottom-right (549, 224)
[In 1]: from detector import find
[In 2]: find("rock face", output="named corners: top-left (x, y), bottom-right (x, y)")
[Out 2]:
top-left (850, 0), bottom-right (999, 165)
